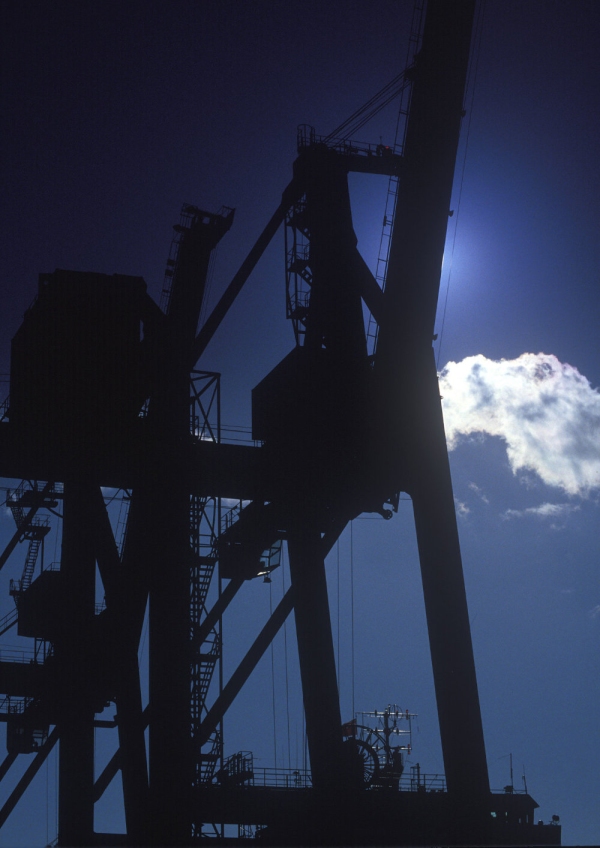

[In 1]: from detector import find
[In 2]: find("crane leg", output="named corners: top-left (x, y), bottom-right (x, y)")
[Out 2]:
top-left (287, 525), bottom-right (344, 793)
top-left (57, 481), bottom-right (96, 847)
top-left (408, 350), bottom-right (490, 801)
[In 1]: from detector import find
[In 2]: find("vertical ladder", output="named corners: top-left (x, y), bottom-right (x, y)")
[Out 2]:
top-left (284, 199), bottom-right (312, 346)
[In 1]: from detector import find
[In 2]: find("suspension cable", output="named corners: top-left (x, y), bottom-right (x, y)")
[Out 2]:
top-left (325, 73), bottom-right (409, 142)
top-left (326, 0), bottom-right (425, 146)
top-left (343, 82), bottom-right (412, 141)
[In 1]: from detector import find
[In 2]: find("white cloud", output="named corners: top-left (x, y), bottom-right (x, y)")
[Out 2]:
top-left (439, 353), bottom-right (600, 496)
top-left (468, 482), bottom-right (489, 503)
top-left (502, 502), bottom-right (580, 521)
top-left (454, 498), bottom-right (470, 518)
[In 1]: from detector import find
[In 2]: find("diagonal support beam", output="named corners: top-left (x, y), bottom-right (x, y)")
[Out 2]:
top-left (0, 751), bottom-right (17, 784)
top-left (88, 484), bottom-right (122, 605)
top-left (91, 519), bottom-right (349, 808)
top-left (192, 577), bottom-right (243, 652)
top-left (198, 519), bottom-right (347, 748)
top-left (93, 705), bottom-right (150, 803)
top-left (354, 249), bottom-right (384, 327)
top-left (93, 750), bottom-right (122, 804)
top-left (190, 179), bottom-right (301, 366)
top-left (86, 489), bottom-right (150, 841)
top-left (198, 587), bottom-right (295, 747)
top-left (114, 653), bottom-right (149, 845)
top-left (0, 726), bottom-right (59, 829)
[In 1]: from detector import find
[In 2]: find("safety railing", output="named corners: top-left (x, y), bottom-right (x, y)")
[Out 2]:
top-left (401, 772), bottom-right (446, 792)
top-left (250, 767), bottom-right (312, 789)
top-left (297, 124), bottom-right (402, 157)
top-left (227, 766), bottom-right (446, 793)
top-left (219, 424), bottom-right (261, 447)
top-left (0, 645), bottom-right (43, 664)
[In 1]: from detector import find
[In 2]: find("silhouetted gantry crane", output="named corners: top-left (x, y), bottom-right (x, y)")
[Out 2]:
top-left (0, 2), bottom-right (560, 846)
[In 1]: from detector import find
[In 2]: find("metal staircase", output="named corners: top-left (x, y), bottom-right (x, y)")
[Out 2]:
top-left (190, 496), bottom-right (222, 788)
top-left (188, 373), bottom-right (223, 790)
top-left (9, 522), bottom-right (49, 599)
top-left (4, 483), bottom-right (52, 607)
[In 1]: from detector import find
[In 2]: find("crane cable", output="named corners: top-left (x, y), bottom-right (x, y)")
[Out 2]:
top-left (326, 0), bottom-right (425, 145)
top-left (336, 80), bottom-right (412, 142)
top-left (269, 579), bottom-right (277, 769)
top-left (325, 71), bottom-right (410, 143)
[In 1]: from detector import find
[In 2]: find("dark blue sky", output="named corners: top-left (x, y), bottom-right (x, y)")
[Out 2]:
top-left (1, 1), bottom-right (599, 845)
